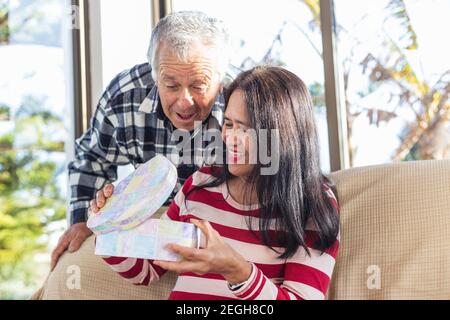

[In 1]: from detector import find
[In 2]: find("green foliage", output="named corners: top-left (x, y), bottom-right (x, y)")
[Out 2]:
top-left (0, 0), bottom-right (10, 44)
top-left (0, 133), bottom-right (13, 149)
top-left (0, 103), bottom-right (10, 120)
top-left (309, 82), bottom-right (326, 109)
top-left (0, 98), bottom-right (66, 298)
top-left (1, 0), bottom-right (68, 299)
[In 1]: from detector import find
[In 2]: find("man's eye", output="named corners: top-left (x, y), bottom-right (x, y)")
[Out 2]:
top-left (192, 85), bottom-right (208, 91)
top-left (166, 84), bottom-right (178, 89)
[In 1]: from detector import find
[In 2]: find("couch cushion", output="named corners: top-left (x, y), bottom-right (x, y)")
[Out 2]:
top-left (34, 206), bottom-right (177, 300)
top-left (328, 160), bottom-right (450, 299)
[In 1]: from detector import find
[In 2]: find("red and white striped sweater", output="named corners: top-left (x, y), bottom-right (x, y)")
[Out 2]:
top-left (103, 167), bottom-right (340, 300)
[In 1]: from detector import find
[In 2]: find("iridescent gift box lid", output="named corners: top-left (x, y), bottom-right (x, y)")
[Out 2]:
top-left (87, 154), bottom-right (177, 235)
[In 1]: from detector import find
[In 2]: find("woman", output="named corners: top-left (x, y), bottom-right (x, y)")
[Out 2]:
top-left (102, 66), bottom-right (340, 300)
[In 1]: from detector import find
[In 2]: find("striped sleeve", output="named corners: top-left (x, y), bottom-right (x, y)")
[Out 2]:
top-left (102, 256), bottom-right (166, 286)
top-left (231, 187), bottom-right (340, 300)
top-left (165, 173), bottom-right (193, 221)
top-left (101, 175), bottom-right (194, 286)
top-left (230, 235), bottom-right (339, 300)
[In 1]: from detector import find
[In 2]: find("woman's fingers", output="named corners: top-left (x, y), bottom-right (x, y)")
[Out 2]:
top-left (166, 243), bottom-right (207, 261)
top-left (154, 259), bottom-right (205, 274)
top-left (90, 199), bottom-right (99, 213)
top-left (104, 183), bottom-right (114, 197)
top-left (202, 220), bottom-right (219, 237)
top-left (90, 184), bottom-right (114, 215)
top-left (191, 219), bottom-right (213, 239)
top-left (96, 189), bottom-right (106, 208)
top-left (191, 219), bottom-right (219, 245)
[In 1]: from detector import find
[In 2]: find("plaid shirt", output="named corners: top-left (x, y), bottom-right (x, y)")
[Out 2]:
top-left (68, 63), bottom-right (225, 225)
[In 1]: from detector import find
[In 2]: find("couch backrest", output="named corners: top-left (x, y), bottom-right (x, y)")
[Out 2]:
top-left (36, 160), bottom-right (450, 300)
top-left (328, 159), bottom-right (450, 299)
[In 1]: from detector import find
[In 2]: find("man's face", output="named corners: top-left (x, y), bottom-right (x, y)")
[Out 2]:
top-left (156, 43), bottom-right (222, 131)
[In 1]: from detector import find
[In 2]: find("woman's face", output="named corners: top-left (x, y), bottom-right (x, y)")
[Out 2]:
top-left (222, 90), bottom-right (256, 177)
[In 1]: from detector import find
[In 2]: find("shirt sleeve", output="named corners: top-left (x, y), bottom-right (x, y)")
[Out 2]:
top-left (67, 83), bottom-right (131, 225)
top-left (230, 187), bottom-right (340, 300)
top-left (229, 234), bottom-right (339, 300)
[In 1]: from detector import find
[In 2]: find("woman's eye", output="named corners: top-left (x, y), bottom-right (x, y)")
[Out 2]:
top-left (238, 128), bottom-right (252, 136)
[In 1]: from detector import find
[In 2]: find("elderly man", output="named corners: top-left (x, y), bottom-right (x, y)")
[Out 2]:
top-left (50, 11), bottom-right (231, 270)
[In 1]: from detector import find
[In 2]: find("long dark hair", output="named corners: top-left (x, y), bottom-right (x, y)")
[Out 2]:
top-left (187, 66), bottom-right (340, 259)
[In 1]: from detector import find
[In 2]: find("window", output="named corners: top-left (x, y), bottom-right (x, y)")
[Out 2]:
top-left (172, 0), bottom-right (331, 172)
top-left (0, 0), bottom-right (73, 298)
top-left (96, 0), bottom-right (152, 97)
top-left (334, 0), bottom-right (450, 167)
top-left (90, 0), bottom-right (153, 179)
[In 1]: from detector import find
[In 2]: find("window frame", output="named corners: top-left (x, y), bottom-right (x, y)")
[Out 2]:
top-left (71, 0), bottom-right (93, 139)
top-left (76, 0), bottom-right (348, 171)
top-left (319, 0), bottom-right (349, 171)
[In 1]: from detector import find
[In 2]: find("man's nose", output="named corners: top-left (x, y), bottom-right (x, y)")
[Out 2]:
top-left (178, 88), bottom-right (194, 109)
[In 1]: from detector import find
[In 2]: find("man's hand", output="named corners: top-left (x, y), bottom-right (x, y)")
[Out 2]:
top-left (50, 222), bottom-right (93, 271)
top-left (50, 183), bottom-right (115, 271)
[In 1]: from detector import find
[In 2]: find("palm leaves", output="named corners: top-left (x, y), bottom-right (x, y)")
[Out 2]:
top-left (299, 0), bottom-right (450, 162)
top-left (385, 0), bottom-right (418, 50)
top-left (378, 0), bottom-right (450, 160)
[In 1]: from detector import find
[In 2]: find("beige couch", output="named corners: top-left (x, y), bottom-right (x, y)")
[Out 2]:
top-left (32, 160), bottom-right (450, 300)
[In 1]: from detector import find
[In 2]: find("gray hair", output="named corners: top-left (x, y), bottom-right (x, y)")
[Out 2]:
top-left (147, 11), bottom-right (231, 82)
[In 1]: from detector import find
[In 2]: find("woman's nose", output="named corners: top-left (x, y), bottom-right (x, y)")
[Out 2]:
top-left (224, 129), bottom-right (241, 145)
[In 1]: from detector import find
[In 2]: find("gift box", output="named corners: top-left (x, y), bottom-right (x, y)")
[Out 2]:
top-left (94, 218), bottom-right (202, 261)
top-left (87, 155), bottom-right (201, 262)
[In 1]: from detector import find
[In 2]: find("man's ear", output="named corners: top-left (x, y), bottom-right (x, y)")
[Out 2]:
top-left (151, 67), bottom-right (158, 83)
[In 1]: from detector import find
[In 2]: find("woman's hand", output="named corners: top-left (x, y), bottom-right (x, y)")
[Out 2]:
top-left (89, 183), bottom-right (114, 214)
top-left (154, 219), bottom-right (252, 284)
